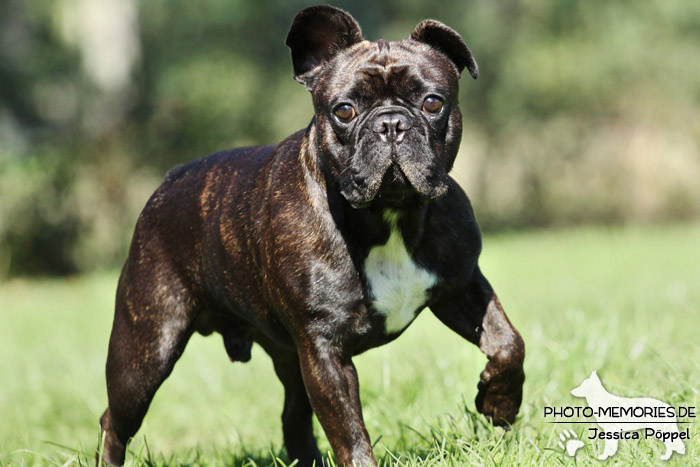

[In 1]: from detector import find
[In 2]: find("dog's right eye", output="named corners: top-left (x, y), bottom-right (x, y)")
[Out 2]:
top-left (333, 104), bottom-right (356, 123)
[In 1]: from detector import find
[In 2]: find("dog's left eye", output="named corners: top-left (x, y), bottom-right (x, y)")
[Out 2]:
top-left (422, 96), bottom-right (443, 114)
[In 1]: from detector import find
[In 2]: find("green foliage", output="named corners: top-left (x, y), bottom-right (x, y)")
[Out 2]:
top-left (1, 0), bottom-right (699, 275)
top-left (0, 151), bottom-right (80, 275)
top-left (1, 224), bottom-right (698, 465)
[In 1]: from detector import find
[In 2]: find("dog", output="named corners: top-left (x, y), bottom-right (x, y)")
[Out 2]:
top-left (571, 371), bottom-right (686, 460)
top-left (98, 6), bottom-right (525, 466)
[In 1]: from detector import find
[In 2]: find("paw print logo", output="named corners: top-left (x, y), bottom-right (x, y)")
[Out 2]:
top-left (559, 429), bottom-right (585, 457)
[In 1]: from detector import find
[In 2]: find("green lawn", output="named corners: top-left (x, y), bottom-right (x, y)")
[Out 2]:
top-left (1, 223), bottom-right (699, 466)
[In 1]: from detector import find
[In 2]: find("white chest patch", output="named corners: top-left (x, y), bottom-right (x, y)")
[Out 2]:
top-left (364, 211), bottom-right (437, 334)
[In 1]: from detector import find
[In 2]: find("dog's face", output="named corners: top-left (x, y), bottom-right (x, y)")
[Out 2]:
top-left (571, 370), bottom-right (602, 397)
top-left (287, 6), bottom-right (478, 207)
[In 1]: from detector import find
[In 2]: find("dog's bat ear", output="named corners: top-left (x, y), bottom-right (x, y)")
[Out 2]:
top-left (286, 6), bottom-right (363, 90)
top-left (410, 20), bottom-right (478, 79)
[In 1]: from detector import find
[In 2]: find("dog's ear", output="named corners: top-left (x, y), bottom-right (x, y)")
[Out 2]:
top-left (286, 6), bottom-right (363, 90)
top-left (591, 370), bottom-right (599, 381)
top-left (410, 20), bottom-right (478, 79)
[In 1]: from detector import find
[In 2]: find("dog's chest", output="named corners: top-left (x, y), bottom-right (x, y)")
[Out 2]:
top-left (363, 211), bottom-right (437, 334)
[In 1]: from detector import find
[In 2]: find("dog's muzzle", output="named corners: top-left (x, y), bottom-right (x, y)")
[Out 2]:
top-left (372, 109), bottom-right (412, 144)
top-left (339, 106), bottom-right (447, 207)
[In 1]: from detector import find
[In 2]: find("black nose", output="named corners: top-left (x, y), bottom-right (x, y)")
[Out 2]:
top-left (372, 112), bottom-right (412, 143)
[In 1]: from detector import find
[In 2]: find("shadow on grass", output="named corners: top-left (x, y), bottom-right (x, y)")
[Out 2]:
top-left (23, 404), bottom-right (517, 466)
top-left (6, 440), bottom-right (302, 467)
top-left (122, 441), bottom-right (303, 467)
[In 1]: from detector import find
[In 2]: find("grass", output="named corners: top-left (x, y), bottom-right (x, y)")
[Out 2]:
top-left (1, 223), bottom-right (699, 466)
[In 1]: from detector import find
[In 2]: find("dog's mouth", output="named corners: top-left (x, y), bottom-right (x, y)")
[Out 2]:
top-left (340, 161), bottom-right (445, 208)
top-left (375, 164), bottom-right (414, 205)
top-left (381, 162), bottom-right (410, 188)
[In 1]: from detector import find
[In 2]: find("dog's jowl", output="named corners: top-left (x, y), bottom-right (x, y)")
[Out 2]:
top-left (98, 6), bottom-right (525, 466)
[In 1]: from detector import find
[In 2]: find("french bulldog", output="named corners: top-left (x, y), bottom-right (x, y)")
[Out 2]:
top-left (98, 5), bottom-right (524, 466)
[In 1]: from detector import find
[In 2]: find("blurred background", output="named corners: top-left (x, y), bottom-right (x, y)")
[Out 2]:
top-left (1, 2), bottom-right (699, 464)
top-left (1, 0), bottom-right (699, 278)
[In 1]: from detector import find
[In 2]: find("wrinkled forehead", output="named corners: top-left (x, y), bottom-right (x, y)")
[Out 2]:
top-left (321, 39), bottom-right (459, 101)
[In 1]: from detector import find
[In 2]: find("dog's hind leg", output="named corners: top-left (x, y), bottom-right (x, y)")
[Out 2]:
top-left (430, 266), bottom-right (525, 426)
top-left (257, 335), bottom-right (322, 467)
top-left (98, 267), bottom-right (196, 466)
top-left (661, 435), bottom-right (686, 460)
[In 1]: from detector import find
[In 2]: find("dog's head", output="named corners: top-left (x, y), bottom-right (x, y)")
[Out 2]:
top-left (570, 370), bottom-right (602, 398)
top-left (286, 5), bottom-right (478, 208)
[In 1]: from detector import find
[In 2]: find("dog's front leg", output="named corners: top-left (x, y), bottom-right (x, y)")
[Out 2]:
top-left (598, 437), bottom-right (618, 460)
top-left (431, 267), bottom-right (525, 426)
top-left (297, 336), bottom-right (375, 467)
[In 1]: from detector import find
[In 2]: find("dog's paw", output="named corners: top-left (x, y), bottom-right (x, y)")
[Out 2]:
top-left (475, 365), bottom-right (524, 427)
top-left (558, 429), bottom-right (584, 457)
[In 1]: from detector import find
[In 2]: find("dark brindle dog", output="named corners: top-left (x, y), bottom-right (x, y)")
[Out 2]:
top-left (98, 6), bottom-right (524, 466)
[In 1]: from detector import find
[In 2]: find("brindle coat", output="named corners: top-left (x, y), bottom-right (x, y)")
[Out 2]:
top-left (99, 6), bottom-right (524, 466)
